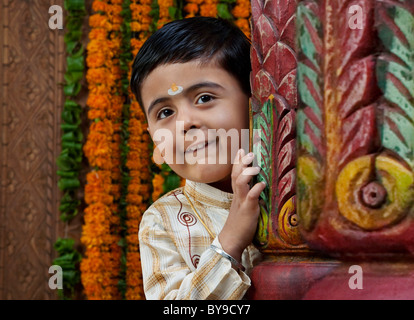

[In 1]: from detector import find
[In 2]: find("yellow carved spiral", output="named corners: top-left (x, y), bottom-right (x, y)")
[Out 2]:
top-left (278, 197), bottom-right (303, 245)
top-left (336, 155), bottom-right (414, 230)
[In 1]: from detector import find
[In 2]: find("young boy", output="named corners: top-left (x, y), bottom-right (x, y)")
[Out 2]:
top-left (130, 17), bottom-right (266, 300)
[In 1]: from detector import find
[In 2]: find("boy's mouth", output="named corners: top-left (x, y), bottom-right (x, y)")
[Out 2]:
top-left (185, 138), bottom-right (217, 154)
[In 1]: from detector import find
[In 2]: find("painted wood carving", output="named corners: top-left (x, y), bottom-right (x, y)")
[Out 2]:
top-left (250, 0), bottom-right (307, 252)
top-left (296, 0), bottom-right (414, 256)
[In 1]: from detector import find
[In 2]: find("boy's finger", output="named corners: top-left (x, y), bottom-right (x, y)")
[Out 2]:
top-left (246, 181), bottom-right (266, 205)
top-left (231, 149), bottom-right (250, 179)
top-left (232, 148), bottom-right (245, 165)
top-left (234, 167), bottom-right (260, 190)
top-left (242, 152), bottom-right (256, 165)
top-left (241, 166), bottom-right (261, 176)
top-left (232, 152), bottom-right (254, 176)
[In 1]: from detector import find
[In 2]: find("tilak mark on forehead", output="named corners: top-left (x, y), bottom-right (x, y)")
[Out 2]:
top-left (168, 83), bottom-right (184, 96)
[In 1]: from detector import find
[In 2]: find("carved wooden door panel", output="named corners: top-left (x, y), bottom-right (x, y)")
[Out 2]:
top-left (0, 0), bottom-right (66, 299)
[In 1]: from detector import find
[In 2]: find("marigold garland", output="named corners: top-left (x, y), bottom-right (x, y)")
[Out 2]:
top-left (123, 0), bottom-right (153, 300)
top-left (81, 0), bottom-right (124, 300)
top-left (124, 109), bottom-right (151, 300)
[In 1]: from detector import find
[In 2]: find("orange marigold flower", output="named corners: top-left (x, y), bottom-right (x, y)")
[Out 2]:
top-left (200, 0), bottom-right (218, 17)
top-left (126, 252), bottom-right (141, 268)
top-left (126, 205), bottom-right (142, 219)
top-left (88, 109), bottom-right (106, 120)
top-left (127, 183), bottom-right (141, 195)
top-left (232, 6), bottom-right (250, 19)
top-left (86, 169), bottom-right (112, 185)
top-left (126, 194), bottom-right (144, 205)
top-left (141, 17), bottom-right (151, 26)
top-left (126, 220), bottom-right (139, 234)
top-left (131, 22), bottom-right (142, 32)
top-left (126, 234), bottom-right (139, 246)
top-left (125, 289), bottom-right (145, 300)
top-left (86, 52), bottom-right (106, 68)
top-left (92, 0), bottom-right (106, 12)
top-left (85, 191), bottom-right (113, 205)
top-left (89, 28), bottom-right (108, 41)
top-left (184, 3), bottom-right (198, 14)
top-left (111, 168), bottom-right (121, 181)
top-left (130, 38), bottom-right (143, 52)
top-left (86, 68), bottom-right (113, 87)
top-left (235, 18), bottom-right (250, 38)
top-left (152, 174), bottom-right (165, 201)
top-left (110, 183), bottom-right (121, 196)
top-left (87, 93), bottom-right (111, 110)
top-left (89, 14), bottom-right (111, 29)
top-left (142, 5), bottom-right (153, 16)
top-left (106, 3), bottom-right (122, 16)
top-left (87, 39), bottom-right (106, 55)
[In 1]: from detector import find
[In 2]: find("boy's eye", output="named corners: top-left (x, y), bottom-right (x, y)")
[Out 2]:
top-left (196, 95), bottom-right (213, 104)
top-left (157, 108), bottom-right (174, 120)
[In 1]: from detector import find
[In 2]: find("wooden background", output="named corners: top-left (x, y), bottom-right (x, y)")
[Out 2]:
top-left (0, 0), bottom-right (92, 299)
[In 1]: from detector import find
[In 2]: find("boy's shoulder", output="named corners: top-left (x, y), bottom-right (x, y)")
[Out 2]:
top-left (145, 185), bottom-right (186, 213)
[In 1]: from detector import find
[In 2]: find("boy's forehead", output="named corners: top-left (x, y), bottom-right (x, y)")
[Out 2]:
top-left (145, 60), bottom-right (222, 82)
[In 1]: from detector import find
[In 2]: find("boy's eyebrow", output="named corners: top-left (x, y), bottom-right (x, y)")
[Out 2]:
top-left (147, 81), bottom-right (224, 117)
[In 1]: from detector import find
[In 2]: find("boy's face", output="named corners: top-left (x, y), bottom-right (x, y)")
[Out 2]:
top-left (141, 60), bottom-right (249, 188)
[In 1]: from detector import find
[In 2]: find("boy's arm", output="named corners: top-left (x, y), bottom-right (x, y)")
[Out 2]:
top-left (139, 209), bottom-right (251, 300)
top-left (219, 149), bottom-right (266, 263)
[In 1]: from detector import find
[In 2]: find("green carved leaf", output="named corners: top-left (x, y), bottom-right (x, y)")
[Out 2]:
top-left (382, 110), bottom-right (414, 168)
top-left (297, 108), bottom-right (322, 157)
top-left (377, 4), bottom-right (414, 168)
top-left (297, 62), bottom-right (323, 121)
top-left (296, 3), bottom-right (323, 159)
top-left (252, 97), bottom-right (274, 246)
top-left (297, 4), bottom-right (322, 71)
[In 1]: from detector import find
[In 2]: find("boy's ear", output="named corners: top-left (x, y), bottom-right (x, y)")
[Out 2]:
top-left (152, 144), bottom-right (165, 165)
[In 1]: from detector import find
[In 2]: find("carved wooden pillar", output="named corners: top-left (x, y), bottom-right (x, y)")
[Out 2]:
top-left (248, 0), bottom-right (414, 299)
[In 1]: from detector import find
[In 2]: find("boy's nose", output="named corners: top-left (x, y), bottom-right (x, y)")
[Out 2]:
top-left (178, 109), bottom-right (202, 134)
top-left (183, 124), bottom-right (198, 134)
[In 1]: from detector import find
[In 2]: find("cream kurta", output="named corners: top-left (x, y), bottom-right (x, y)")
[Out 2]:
top-left (138, 180), bottom-right (262, 300)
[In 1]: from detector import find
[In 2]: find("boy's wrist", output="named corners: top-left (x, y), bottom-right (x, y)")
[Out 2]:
top-left (210, 245), bottom-right (245, 272)
top-left (218, 232), bottom-right (243, 263)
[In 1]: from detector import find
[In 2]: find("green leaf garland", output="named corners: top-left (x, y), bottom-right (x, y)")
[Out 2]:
top-left (53, 0), bottom-right (86, 300)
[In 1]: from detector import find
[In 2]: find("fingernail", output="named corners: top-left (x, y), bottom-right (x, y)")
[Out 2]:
top-left (247, 152), bottom-right (254, 157)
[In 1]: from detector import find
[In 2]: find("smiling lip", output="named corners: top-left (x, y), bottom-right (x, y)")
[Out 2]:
top-left (185, 139), bottom-right (217, 153)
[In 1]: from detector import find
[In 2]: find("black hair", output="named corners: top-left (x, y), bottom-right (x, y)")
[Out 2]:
top-left (130, 17), bottom-right (251, 112)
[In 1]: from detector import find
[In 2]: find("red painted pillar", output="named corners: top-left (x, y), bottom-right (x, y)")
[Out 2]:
top-left (248, 0), bottom-right (414, 300)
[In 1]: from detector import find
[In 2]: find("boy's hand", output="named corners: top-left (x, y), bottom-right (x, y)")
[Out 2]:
top-left (218, 149), bottom-right (266, 264)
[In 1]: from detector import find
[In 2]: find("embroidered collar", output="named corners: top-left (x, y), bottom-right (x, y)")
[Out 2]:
top-left (184, 180), bottom-right (233, 210)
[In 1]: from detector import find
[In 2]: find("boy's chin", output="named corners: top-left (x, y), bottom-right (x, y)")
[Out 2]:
top-left (170, 162), bottom-right (232, 184)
